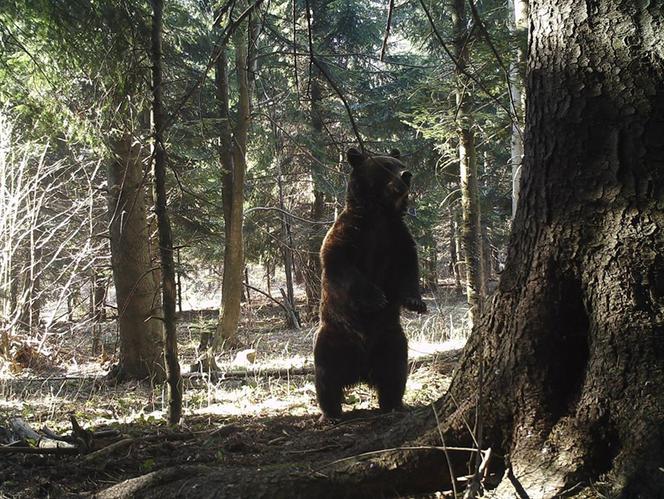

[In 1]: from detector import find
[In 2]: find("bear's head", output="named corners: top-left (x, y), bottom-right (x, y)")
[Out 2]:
top-left (345, 147), bottom-right (412, 215)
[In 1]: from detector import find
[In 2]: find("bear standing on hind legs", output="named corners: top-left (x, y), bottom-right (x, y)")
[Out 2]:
top-left (314, 147), bottom-right (427, 421)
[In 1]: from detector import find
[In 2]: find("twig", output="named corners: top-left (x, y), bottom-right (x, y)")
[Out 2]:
top-left (464, 357), bottom-right (485, 498)
top-left (507, 464), bottom-right (531, 499)
top-left (284, 444), bottom-right (342, 454)
top-left (432, 402), bottom-right (458, 497)
top-left (212, 0), bottom-right (237, 28)
top-left (242, 282), bottom-right (291, 319)
top-left (244, 205), bottom-right (334, 225)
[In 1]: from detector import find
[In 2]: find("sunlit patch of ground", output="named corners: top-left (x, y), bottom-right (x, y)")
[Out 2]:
top-left (0, 290), bottom-right (469, 497)
top-left (1, 291), bottom-right (469, 427)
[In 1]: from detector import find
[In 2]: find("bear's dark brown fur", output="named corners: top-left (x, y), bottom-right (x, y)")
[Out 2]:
top-left (314, 147), bottom-right (427, 420)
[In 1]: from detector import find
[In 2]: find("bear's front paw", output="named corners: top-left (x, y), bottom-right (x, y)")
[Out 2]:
top-left (403, 297), bottom-right (427, 314)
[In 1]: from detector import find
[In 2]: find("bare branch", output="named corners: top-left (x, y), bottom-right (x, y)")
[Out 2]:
top-left (380, 0), bottom-right (395, 62)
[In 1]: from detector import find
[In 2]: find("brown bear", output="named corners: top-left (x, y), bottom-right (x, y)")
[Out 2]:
top-left (314, 147), bottom-right (427, 420)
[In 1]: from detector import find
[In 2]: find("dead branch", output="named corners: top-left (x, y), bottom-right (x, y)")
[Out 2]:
top-left (82, 438), bottom-right (134, 463)
top-left (380, 0), bottom-right (395, 62)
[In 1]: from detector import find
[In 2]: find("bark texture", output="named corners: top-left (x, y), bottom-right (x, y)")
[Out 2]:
top-left (107, 134), bottom-right (165, 381)
top-left (443, 1), bottom-right (664, 495)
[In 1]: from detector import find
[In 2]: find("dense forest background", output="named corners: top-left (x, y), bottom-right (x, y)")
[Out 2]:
top-left (1, 0), bottom-right (662, 497)
top-left (0, 0), bottom-right (518, 359)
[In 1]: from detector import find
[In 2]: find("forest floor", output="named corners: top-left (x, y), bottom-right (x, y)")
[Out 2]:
top-left (0, 289), bottom-right (469, 498)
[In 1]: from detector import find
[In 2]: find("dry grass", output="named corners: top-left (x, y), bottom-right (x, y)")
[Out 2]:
top-left (0, 291), bottom-right (469, 432)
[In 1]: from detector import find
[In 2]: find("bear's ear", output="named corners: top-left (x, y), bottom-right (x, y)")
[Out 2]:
top-left (346, 147), bottom-right (365, 168)
top-left (389, 149), bottom-right (401, 159)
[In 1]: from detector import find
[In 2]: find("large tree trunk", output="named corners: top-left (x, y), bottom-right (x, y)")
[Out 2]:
top-left (452, 0), bottom-right (485, 326)
top-left (107, 134), bottom-right (165, 381)
top-left (444, 1), bottom-right (664, 496)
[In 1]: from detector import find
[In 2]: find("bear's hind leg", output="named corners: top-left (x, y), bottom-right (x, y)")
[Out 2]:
top-left (314, 329), bottom-right (360, 420)
top-left (371, 330), bottom-right (408, 412)
top-left (314, 364), bottom-right (344, 420)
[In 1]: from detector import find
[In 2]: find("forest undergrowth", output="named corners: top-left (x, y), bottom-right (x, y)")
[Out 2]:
top-left (0, 289), bottom-right (468, 497)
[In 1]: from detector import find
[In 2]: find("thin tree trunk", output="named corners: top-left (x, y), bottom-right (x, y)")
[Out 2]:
top-left (107, 134), bottom-right (165, 381)
top-left (304, 1), bottom-right (327, 315)
top-left (449, 206), bottom-right (462, 293)
top-left (215, 42), bottom-right (235, 349)
top-left (150, 0), bottom-right (182, 424)
top-left (214, 19), bottom-right (251, 350)
top-left (452, 0), bottom-right (485, 326)
top-left (176, 248), bottom-right (182, 313)
top-left (304, 189), bottom-right (324, 314)
top-left (278, 165), bottom-right (298, 327)
top-left (508, 0), bottom-right (528, 219)
top-left (304, 112), bottom-right (325, 313)
top-left (91, 271), bottom-right (107, 355)
top-left (481, 223), bottom-right (491, 288)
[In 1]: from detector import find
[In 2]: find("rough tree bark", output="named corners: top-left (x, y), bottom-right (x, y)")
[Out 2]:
top-left (150, 0), bottom-right (182, 424)
top-left (97, 1), bottom-right (664, 497)
top-left (452, 0), bottom-right (485, 326)
top-left (447, 1), bottom-right (664, 496)
top-left (107, 134), bottom-right (165, 381)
